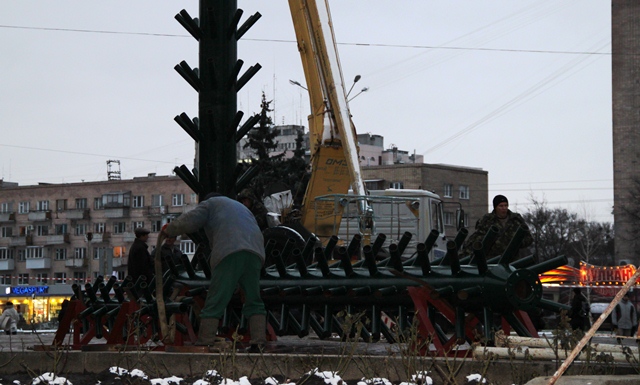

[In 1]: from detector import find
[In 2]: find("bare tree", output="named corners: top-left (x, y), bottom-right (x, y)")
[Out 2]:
top-left (571, 220), bottom-right (614, 266)
top-left (523, 197), bottom-right (579, 262)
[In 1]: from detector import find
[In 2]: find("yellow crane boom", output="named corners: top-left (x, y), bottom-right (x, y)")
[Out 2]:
top-left (288, 0), bottom-right (372, 241)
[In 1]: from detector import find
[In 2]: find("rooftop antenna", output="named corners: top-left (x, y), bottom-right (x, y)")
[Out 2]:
top-left (107, 160), bottom-right (121, 181)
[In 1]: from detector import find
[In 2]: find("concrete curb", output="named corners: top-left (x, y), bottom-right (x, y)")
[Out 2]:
top-left (525, 375), bottom-right (640, 385)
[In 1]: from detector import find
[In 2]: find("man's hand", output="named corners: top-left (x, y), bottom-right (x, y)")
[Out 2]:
top-left (158, 223), bottom-right (170, 242)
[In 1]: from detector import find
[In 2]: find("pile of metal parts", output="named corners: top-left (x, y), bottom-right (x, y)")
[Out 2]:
top-left (52, 226), bottom-right (569, 356)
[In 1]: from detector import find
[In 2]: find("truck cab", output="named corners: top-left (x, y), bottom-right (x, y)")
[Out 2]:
top-left (311, 188), bottom-right (450, 261)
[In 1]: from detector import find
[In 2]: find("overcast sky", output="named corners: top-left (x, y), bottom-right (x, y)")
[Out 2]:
top-left (0, 1), bottom-right (612, 222)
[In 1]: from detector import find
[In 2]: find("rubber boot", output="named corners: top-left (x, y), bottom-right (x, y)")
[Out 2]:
top-left (248, 314), bottom-right (267, 352)
top-left (195, 318), bottom-right (219, 346)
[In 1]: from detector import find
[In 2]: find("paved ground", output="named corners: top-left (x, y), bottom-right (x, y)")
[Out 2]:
top-left (2, 330), bottom-right (640, 384)
top-left (1, 329), bottom-right (638, 353)
top-left (0, 330), bottom-right (401, 356)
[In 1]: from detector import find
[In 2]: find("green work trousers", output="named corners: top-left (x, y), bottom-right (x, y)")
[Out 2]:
top-left (200, 251), bottom-right (266, 319)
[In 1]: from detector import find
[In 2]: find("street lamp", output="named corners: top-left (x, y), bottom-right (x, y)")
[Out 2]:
top-left (289, 79), bottom-right (308, 91)
top-left (348, 87), bottom-right (369, 102)
top-left (346, 75), bottom-right (361, 98)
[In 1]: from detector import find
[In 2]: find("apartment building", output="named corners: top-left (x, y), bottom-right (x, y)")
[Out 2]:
top-left (0, 174), bottom-right (196, 323)
top-left (362, 163), bottom-right (489, 239)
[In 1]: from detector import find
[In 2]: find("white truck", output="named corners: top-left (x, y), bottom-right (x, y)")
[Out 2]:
top-left (311, 189), bottom-right (461, 261)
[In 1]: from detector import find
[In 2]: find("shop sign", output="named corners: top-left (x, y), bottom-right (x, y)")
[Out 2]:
top-left (10, 286), bottom-right (49, 295)
top-left (539, 262), bottom-right (638, 286)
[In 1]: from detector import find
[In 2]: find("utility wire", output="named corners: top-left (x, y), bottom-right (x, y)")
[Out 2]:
top-left (0, 24), bottom-right (616, 56)
top-left (0, 143), bottom-right (177, 164)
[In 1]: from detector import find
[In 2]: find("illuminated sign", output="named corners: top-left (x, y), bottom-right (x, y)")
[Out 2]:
top-left (539, 262), bottom-right (638, 286)
top-left (10, 286), bottom-right (49, 295)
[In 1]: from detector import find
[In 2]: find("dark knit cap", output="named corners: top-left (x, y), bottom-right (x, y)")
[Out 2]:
top-left (492, 195), bottom-right (508, 208)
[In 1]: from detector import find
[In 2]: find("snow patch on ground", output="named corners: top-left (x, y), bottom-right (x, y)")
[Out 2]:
top-left (32, 373), bottom-right (71, 385)
top-left (465, 374), bottom-right (487, 383)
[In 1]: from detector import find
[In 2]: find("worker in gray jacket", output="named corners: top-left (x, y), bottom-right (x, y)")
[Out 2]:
top-left (160, 192), bottom-right (266, 349)
top-left (613, 293), bottom-right (637, 338)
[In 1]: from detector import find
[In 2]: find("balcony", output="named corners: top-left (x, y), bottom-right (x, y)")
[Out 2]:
top-left (104, 207), bottom-right (130, 219)
top-left (10, 235), bottom-right (32, 246)
top-left (0, 259), bottom-right (15, 271)
top-left (0, 212), bottom-right (15, 222)
top-left (66, 209), bottom-right (90, 220)
top-left (26, 257), bottom-right (51, 270)
top-left (112, 256), bottom-right (128, 267)
top-left (46, 233), bottom-right (70, 245)
top-left (65, 258), bottom-right (87, 268)
top-left (28, 210), bottom-right (52, 221)
top-left (147, 205), bottom-right (167, 216)
top-left (121, 232), bottom-right (136, 243)
top-left (90, 232), bottom-right (110, 243)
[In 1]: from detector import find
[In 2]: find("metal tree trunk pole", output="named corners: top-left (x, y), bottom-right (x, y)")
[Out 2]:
top-left (197, 0), bottom-right (238, 197)
top-left (547, 268), bottom-right (640, 385)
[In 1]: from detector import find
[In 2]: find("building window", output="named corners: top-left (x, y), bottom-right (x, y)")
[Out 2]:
top-left (73, 272), bottom-right (86, 285)
top-left (172, 194), bottom-right (185, 207)
top-left (36, 225), bottom-right (48, 236)
top-left (113, 246), bottom-right (126, 258)
top-left (443, 184), bottom-right (453, 198)
top-left (115, 271), bottom-right (126, 280)
top-left (18, 201), bottom-right (30, 214)
top-left (0, 202), bottom-right (11, 213)
top-left (151, 194), bottom-right (163, 207)
top-left (133, 195), bottom-right (144, 208)
top-left (36, 200), bottom-right (49, 211)
top-left (55, 224), bottom-right (68, 235)
top-left (459, 185), bottom-right (470, 200)
top-left (54, 272), bottom-right (67, 285)
top-left (180, 240), bottom-right (196, 255)
top-left (56, 199), bottom-right (67, 212)
top-left (26, 247), bottom-right (45, 259)
top-left (132, 221), bottom-right (144, 231)
top-left (0, 274), bottom-right (11, 285)
top-left (151, 220), bottom-right (162, 232)
top-left (463, 213), bottom-right (469, 227)
top-left (94, 223), bottom-right (105, 233)
top-left (36, 273), bottom-right (48, 285)
top-left (75, 198), bottom-right (87, 209)
top-left (17, 249), bottom-right (25, 261)
top-left (0, 248), bottom-right (13, 260)
top-left (1, 227), bottom-right (12, 238)
top-left (94, 247), bottom-right (107, 260)
top-left (94, 197), bottom-right (104, 210)
top-left (444, 212), bottom-right (454, 227)
top-left (55, 248), bottom-right (67, 260)
top-left (113, 222), bottom-right (126, 234)
top-left (190, 193), bottom-right (198, 204)
top-left (390, 182), bottom-right (403, 189)
top-left (102, 192), bottom-right (131, 208)
top-left (74, 247), bottom-right (87, 259)
top-left (75, 223), bottom-right (87, 235)
top-left (18, 273), bottom-right (29, 285)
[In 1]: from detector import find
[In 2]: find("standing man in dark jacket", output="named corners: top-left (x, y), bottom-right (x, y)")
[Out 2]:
top-left (462, 195), bottom-right (533, 259)
top-left (569, 287), bottom-right (590, 332)
top-left (160, 193), bottom-right (266, 350)
top-left (127, 227), bottom-right (154, 283)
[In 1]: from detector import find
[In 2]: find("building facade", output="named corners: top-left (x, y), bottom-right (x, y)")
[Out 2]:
top-left (612, 0), bottom-right (640, 266)
top-left (0, 174), bottom-right (196, 323)
top-left (361, 163), bottom-right (489, 239)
